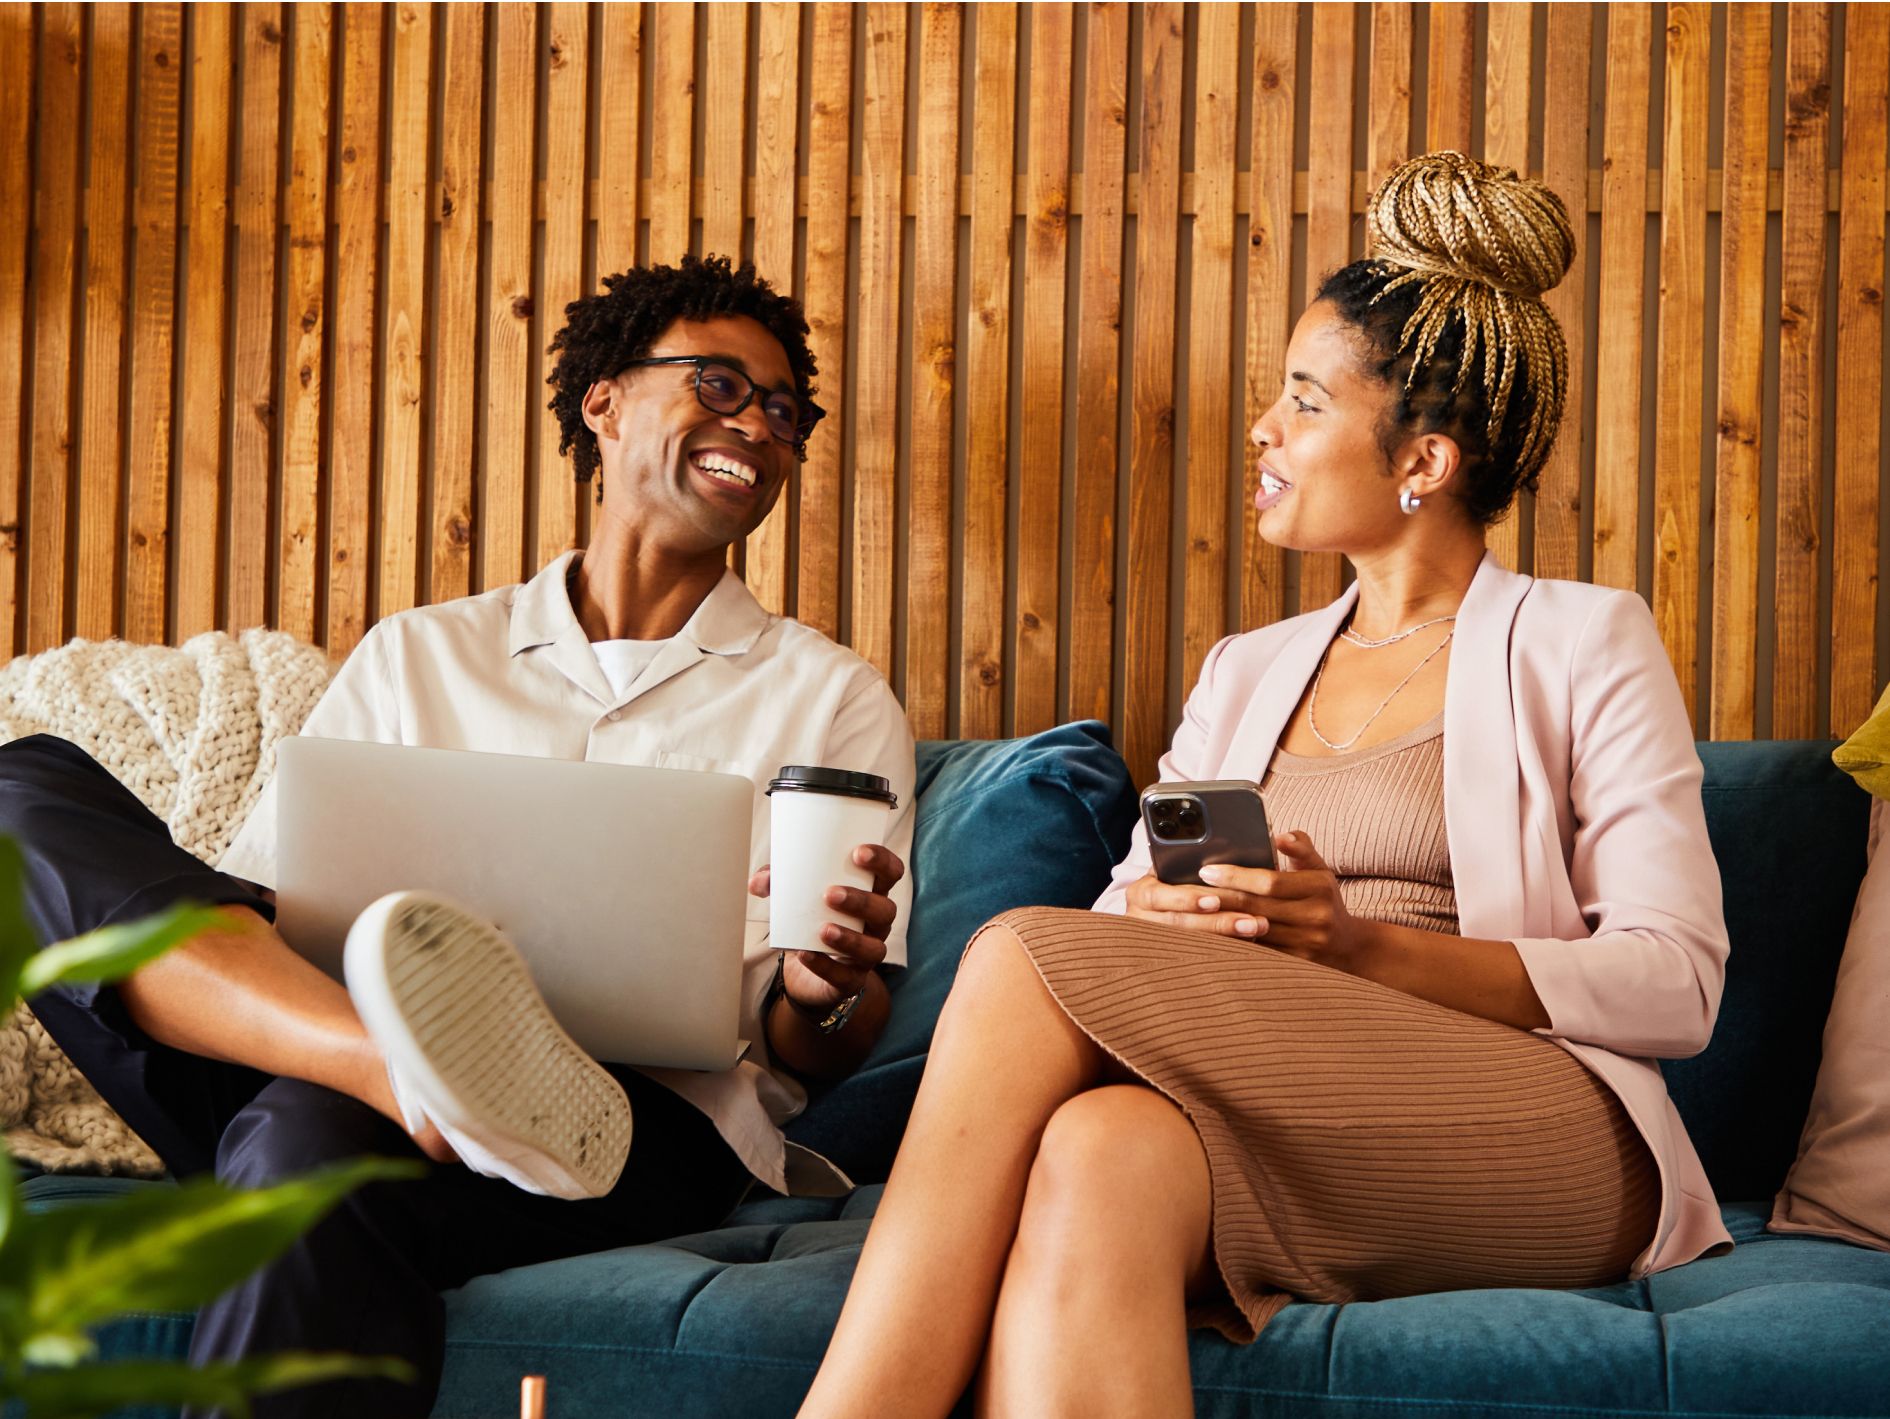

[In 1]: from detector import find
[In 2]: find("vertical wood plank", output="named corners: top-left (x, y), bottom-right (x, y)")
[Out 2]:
top-left (536, 2), bottom-right (588, 571)
top-left (125, 3), bottom-right (184, 644)
top-left (29, 4), bottom-right (83, 652)
top-left (0, 4), bottom-right (37, 656)
top-left (1366, 3), bottom-right (1412, 193)
top-left (1124, 1), bottom-right (1183, 786)
top-left (648, 5), bottom-right (695, 264)
top-left (278, 2), bottom-right (331, 645)
top-left (594, 3), bottom-right (641, 281)
top-left (1015, 2), bottom-right (1072, 735)
top-left (1301, 2), bottom-right (1354, 613)
top-left (959, 2), bottom-right (1016, 738)
top-left (177, 2), bottom-right (231, 641)
top-left (1182, 0), bottom-right (1238, 693)
top-left (1591, 2), bottom-right (1650, 592)
top-left (701, 2), bottom-right (747, 262)
top-left (1071, 0), bottom-right (1128, 724)
top-left (76, 4), bottom-right (131, 641)
top-left (1534, 3), bottom-right (1591, 584)
top-left (430, 3), bottom-right (482, 605)
top-left (1773, 4), bottom-right (1831, 739)
top-left (744, 2), bottom-right (801, 615)
top-left (1482, 0), bottom-right (1532, 573)
top-left (229, 5), bottom-right (281, 630)
top-left (379, 0), bottom-right (429, 621)
top-left (1426, 0), bottom-right (1474, 152)
top-left (1830, 3), bottom-right (1888, 735)
top-left (482, 3), bottom-right (535, 593)
top-left (1244, 4), bottom-right (1295, 635)
top-left (1709, 3), bottom-right (1771, 740)
top-left (851, 2), bottom-right (906, 681)
top-left (797, 3), bottom-right (852, 641)
top-left (326, 2), bottom-right (379, 656)
top-left (905, 2), bottom-right (960, 739)
top-left (1651, 1), bottom-right (1708, 724)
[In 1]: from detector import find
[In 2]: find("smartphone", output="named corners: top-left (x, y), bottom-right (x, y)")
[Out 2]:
top-left (1140, 780), bottom-right (1277, 886)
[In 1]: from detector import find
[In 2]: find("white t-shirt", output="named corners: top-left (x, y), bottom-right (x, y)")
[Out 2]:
top-left (221, 551), bottom-right (917, 1195)
top-left (590, 638), bottom-right (666, 701)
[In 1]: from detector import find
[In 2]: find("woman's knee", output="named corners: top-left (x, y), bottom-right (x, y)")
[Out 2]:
top-left (1021, 1086), bottom-right (1211, 1248)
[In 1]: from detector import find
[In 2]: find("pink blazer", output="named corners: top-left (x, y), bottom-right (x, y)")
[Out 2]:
top-left (1095, 552), bottom-right (1734, 1275)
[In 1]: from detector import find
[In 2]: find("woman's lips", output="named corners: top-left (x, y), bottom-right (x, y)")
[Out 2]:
top-left (1253, 465), bottom-right (1293, 513)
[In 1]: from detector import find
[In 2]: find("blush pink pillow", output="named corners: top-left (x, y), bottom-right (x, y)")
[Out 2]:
top-left (1770, 796), bottom-right (1890, 1250)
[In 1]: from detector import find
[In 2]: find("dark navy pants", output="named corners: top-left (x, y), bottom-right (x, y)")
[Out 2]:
top-left (1, 736), bottom-right (752, 1419)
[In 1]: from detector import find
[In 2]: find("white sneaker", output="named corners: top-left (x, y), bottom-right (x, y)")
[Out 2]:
top-left (343, 891), bottom-right (632, 1200)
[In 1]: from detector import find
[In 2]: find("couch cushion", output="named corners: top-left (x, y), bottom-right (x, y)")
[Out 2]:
top-left (1661, 742), bottom-right (1871, 1203)
top-left (784, 721), bottom-right (1136, 1182)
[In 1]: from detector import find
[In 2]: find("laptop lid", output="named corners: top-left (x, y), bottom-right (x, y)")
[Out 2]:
top-left (272, 737), bottom-right (752, 1070)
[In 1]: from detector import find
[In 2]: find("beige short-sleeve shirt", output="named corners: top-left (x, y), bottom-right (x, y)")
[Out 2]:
top-left (220, 551), bottom-right (918, 1194)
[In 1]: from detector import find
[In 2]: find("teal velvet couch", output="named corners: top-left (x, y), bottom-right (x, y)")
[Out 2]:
top-left (22, 725), bottom-right (1890, 1417)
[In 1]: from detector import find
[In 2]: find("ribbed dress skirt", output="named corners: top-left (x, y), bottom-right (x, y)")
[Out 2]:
top-left (987, 906), bottom-right (1660, 1343)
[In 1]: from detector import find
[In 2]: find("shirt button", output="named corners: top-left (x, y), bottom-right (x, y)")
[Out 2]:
top-left (607, 710), bottom-right (621, 722)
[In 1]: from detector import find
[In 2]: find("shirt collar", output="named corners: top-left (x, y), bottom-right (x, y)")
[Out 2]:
top-left (507, 551), bottom-right (774, 659)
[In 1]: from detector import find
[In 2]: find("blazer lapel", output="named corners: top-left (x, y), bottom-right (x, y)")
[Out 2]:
top-left (1223, 584), bottom-right (1359, 778)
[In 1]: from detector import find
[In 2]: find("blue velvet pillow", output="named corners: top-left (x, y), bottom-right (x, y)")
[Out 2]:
top-left (785, 721), bottom-right (1137, 1182)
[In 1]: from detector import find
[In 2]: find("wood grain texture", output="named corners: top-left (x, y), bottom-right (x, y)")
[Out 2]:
top-left (851, 2), bottom-right (907, 682)
top-left (1773, 3), bottom-right (1830, 739)
top-left (1651, 1), bottom-right (1708, 724)
top-left (1482, 0), bottom-right (1532, 574)
top-left (1709, 4), bottom-right (1771, 740)
top-left (536, 2), bottom-right (588, 572)
top-left (1015, 2), bottom-right (1073, 735)
top-left (176, 2), bottom-right (230, 641)
top-left (797, 4), bottom-right (852, 641)
top-left (743, 1), bottom-right (801, 616)
top-left (1125, 1), bottom-right (1183, 786)
top-left (0, 4), bottom-right (36, 656)
top-left (649, 4), bottom-right (695, 265)
top-left (1070, 0), bottom-right (1128, 726)
top-left (1426, 0), bottom-right (1474, 152)
top-left (1182, 0), bottom-right (1238, 694)
top-left (1366, 3), bottom-right (1411, 193)
top-left (228, 5), bottom-right (281, 631)
top-left (29, 4), bottom-right (82, 651)
top-left (1300, 2), bottom-right (1354, 613)
top-left (430, 2), bottom-right (482, 605)
top-left (1591, 2), bottom-right (1650, 593)
top-left (905, 2), bottom-right (961, 739)
top-left (378, 1), bottom-right (429, 621)
top-left (1534, 3), bottom-right (1591, 585)
top-left (1830, 2), bottom-right (1887, 735)
top-left (76, 4), bottom-right (130, 641)
top-left (482, 3), bottom-right (535, 594)
top-left (701, 3), bottom-right (748, 263)
top-left (327, 3), bottom-right (380, 657)
top-left (959, 2), bottom-right (1016, 739)
top-left (594, 3), bottom-right (641, 282)
top-left (1244, 4), bottom-right (1295, 635)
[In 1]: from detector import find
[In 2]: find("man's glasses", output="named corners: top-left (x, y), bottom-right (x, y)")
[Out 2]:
top-left (624, 356), bottom-right (824, 457)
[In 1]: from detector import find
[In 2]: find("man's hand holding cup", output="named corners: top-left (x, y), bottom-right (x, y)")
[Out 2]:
top-left (747, 843), bottom-right (904, 1014)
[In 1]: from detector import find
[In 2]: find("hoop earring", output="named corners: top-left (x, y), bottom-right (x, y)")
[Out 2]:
top-left (1399, 487), bottom-right (1422, 515)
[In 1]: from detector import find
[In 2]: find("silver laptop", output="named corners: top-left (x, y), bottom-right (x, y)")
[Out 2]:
top-left (273, 737), bottom-right (753, 1070)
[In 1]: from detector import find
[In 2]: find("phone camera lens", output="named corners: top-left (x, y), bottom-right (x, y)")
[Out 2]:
top-left (1176, 800), bottom-right (1203, 833)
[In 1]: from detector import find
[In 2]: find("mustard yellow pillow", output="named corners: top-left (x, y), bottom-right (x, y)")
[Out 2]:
top-left (1834, 683), bottom-right (1890, 800)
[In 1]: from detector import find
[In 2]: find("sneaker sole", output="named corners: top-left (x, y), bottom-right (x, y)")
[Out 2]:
top-left (345, 891), bottom-right (631, 1199)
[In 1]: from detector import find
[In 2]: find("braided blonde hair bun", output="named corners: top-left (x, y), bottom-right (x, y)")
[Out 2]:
top-left (1319, 151), bottom-right (1575, 523)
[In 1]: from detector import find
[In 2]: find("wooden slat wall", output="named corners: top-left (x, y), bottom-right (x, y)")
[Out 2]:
top-left (13, 2), bottom-right (1890, 789)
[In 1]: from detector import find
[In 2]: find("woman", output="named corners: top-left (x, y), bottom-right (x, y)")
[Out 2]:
top-left (798, 153), bottom-right (1731, 1418)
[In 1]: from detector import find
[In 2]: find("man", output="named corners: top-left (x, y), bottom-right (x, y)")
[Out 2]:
top-left (1, 255), bottom-right (915, 1417)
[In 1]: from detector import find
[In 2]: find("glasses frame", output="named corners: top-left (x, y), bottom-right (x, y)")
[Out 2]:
top-left (622, 355), bottom-right (824, 458)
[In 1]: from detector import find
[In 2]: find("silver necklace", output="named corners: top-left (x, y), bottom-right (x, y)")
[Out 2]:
top-left (1339, 612), bottom-right (1458, 649)
top-left (1307, 628), bottom-right (1455, 753)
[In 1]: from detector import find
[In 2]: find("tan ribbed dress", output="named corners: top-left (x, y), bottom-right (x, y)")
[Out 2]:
top-left (990, 712), bottom-right (1659, 1343)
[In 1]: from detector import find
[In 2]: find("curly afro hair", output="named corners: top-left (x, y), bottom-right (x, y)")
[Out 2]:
top-left (545, 254), bottom-right (819, 485)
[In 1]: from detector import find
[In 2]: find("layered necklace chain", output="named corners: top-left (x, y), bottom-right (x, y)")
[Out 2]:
top-left (1307, 614), bottom-right (1456, 754)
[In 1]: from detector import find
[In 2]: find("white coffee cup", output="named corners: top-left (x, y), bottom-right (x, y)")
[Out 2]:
top-left (767, 766), bottom-right (898, 957)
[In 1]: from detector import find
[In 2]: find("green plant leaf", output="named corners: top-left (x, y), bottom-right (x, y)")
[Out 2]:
top-left (0, 1141), bottom-right (16, 1256)
top-left (0, 836), bottom-right (35, 1010)
top-left (6, 1351), bottom-right (414, 1419)
top-left (17, 904), bottom-right (228, 998)
top-left (0, 1158), bottom-right (421, 1347)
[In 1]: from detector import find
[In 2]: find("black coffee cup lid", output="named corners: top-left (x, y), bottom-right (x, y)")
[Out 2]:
top-left (766, 765), bottom-right (898, 807)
